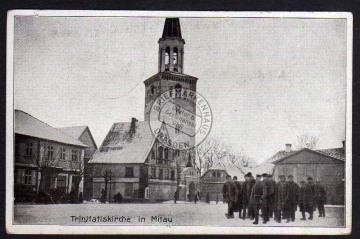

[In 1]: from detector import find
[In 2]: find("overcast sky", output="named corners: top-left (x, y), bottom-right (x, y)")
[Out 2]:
top-left (13, 15), bottom-right (347, 163)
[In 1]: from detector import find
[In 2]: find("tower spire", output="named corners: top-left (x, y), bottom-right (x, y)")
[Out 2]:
top-left (158, 18), bottom-right (185, 73)
top-left (162, 18), bottom-right (182, 39)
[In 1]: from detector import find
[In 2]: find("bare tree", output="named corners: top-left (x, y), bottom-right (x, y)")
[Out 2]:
top-left (99, 166), bottom-right (114, 202)
top-left (293, 133), bottom-right (319, 150)
top-left (193, 138), bottom-right (256, 176)
top-left (68, 155), bottom-right (84, 202)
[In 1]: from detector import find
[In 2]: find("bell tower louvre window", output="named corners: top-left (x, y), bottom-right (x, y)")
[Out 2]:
top-left (158, 18), bottom-right (185, 73)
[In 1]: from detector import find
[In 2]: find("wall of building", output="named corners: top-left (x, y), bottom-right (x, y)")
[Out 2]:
top-left (14, 134), bottom-right (85, 202)
top-left (274, 163), bottom-right (345, 204)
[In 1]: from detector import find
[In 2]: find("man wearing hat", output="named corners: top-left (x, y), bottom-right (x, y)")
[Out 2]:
top-left (315, 180), bottom-right (327, 217)
top-left (250, 174), bottom-right (267, 224)
top-left (275, 175), bottom-right (291, 223)
top-left (287, 175), bottom-right (300, 222)
top-left (261, 173), bottom-right (274, 223)
top-left (222, 174), bottom-right (238, 218)
top-left (232, 176), bottom-right (242, 218)
top-left (303, 177), bottom-right (316, 220)
top-left (299, 181), bottom-right (307, 220)
top-left (267, 174), bottom-right (277, 219)
top-left (241, 172), bottom-right (255, 220)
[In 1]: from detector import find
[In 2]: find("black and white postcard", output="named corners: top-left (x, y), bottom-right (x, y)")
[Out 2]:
top-left (6, 10), bottom-right (352, 235)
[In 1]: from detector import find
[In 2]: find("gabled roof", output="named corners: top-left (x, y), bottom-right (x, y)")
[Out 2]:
top-left (57, 126), bottom-right (88, 139)
top-left (88, 121), bottom-right (155, 164)
top-left (204, 162), bottom-right (246, 179)
top-left (15, 110), bottom-right (87, 147)
top-left (57, 125), bottom-right (98, 149)
top-left (272, 148), bottom-right (345, 164)
top-left (252, 150), bottom-right (297, 175)
top-left (316, 148), bottom-right (345, 161)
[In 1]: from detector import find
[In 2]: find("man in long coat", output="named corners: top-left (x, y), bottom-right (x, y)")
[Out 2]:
top-left (303, 177), bottom-right (316, 220)
top-left (287, 175), bottom-right (300, 222)
top-left (250, 174), bottom-right (267, 224)
top-left (241, 172), bottom-right (255, 219)
top-left (275, 175), bottom-right (291, 223)
top-left (261, 173), bottom-right (273, 223)
top-left (247, 173), bottom-right (256, 219)
top-left (233, 176), bottom-right (243, 218)
top-left (268, 174), bottom-right (277, 218)
top-left (223, 174), bottom-right (238, 218)
top-left (299, 181), bottom-right (307, 220)
top-left (315, 181), bottom-right (327, 217)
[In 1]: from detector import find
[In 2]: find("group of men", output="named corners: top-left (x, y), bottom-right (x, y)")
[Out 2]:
top-left (222, 172), bottom-right (327, 224)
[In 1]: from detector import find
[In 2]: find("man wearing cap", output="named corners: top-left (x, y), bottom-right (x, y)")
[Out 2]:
top-left (275, 175), bottom-right (291, 223)
top-left (261, 173), bottom-right (274, 223)
top-left (250, 174), bottom-right (267, 224)
top-left (233, 176), bottom-right (243, 218)
top-left (267, 174), bottom-right (277, 219)
top-left (222, 174), bottom-right (238, 218)
top-left (303, 177), bottom-right (316, 220)
top-left (241, 172), bottom-right (255, 220)
top-left (299, 181), bottom-right (307, 220)
top-left (315, 180), bottom-right (327, 217)
top-left (287, 175), bottom-right (300, 222)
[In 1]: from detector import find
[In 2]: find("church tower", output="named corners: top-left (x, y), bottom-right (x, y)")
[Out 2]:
top-left (143, 18), bottom-right (198, 166)
top-left (144, 18), bottom-right (198, 122)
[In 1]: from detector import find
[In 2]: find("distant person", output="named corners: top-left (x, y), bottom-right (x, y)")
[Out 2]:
top-left (261, 173), bottom-right (273, 223)
top-left (247, 173), bottom-right (256, 220)
top-left (100, 189), bottom-right (106, 203)
top-left (299, 181), bottom-right (307, 220)
top-left (304, 177), bottom-right (316, 220)
top-left (250, 174), bottom-right (267, 224)
top-left (206, 193), bottom-right (210, 204)
top-left (315, 181), bottom-right (327, 217)
top-left (194, 192), bottom-right (199, 204)
top-left (174, 189), bottom-right (179, 204)
top-left (287, 175), bottom-right (300, 222)
top-left (223, 175), bottom-right (238, 218)
top-left (216, 193), bottom-right (219, 204)
top-left (114, 192), bottom-right (122, 203)
top-left (233, 176), bottom-right (243, 218)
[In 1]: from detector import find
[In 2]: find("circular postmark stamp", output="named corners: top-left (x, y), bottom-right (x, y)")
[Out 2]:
top-left (149, 88), bottom-right (212, 150)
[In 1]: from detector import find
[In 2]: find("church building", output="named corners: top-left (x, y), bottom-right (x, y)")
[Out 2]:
top-left (89, 18), bottom-right (200, 202)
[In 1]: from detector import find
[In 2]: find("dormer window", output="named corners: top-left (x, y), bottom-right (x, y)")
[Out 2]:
top-left (158, 146), bottom-right (163, 159)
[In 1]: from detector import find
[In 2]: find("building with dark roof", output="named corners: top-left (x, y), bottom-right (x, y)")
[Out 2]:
top-left (88, 18), bottom-right (200, 202)
top-left (58, 125), bottom-right (98, 200)
top-left (272, 144), bottom-right (345, 204)
top-left (14, 110), bottom-right (88, 202)
top-left (200, 162), bottom-right (246, 202)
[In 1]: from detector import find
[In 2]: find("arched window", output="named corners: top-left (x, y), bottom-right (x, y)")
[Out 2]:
top-left (158, 146), bottom-right (163, 159)
top-left (217, 172), bottom-right (221, 177)
top-left (175, 83), bottom-right (182, 89)
top-left (165, 47), bottom-right (170, 71)
top-left (164, 148), bottom-right (169, 160)
top-left (151, 149), bottom-right (155, 160)
top-left (212, 172), bottom-right (216, 177)
top-left (173, 47), bottom-right (178, 71)
top-left (151, 85), bottom-right (155, 95)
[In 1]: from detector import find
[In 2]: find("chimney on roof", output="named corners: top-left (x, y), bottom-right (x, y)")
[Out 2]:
top-left (130, 117), bottom-right (138, 135)
top-left (285, 144), bottom-right (292, 153)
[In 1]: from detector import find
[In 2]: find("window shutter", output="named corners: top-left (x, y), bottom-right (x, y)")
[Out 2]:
top-left (31, 170), bottom-right (37, 185)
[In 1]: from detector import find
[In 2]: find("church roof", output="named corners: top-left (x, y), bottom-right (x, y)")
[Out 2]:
top-left (162, 18), bottom-right (182, 39)
top-left (88, 121), bottom-right (155, 164)
top-left (15, 110), bottom-right (88, 147)
top-left (143, 71), bottom-right (198, 86)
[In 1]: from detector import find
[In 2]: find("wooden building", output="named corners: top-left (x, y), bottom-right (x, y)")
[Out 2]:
top-left (58, 126), bottom-right (98, 200)
top-left (272, 146), bottom-right (345, 205)
top-left (200, 162), bottom-right (246, 202)
top-left (14, 110), bottom-right (88, 202)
